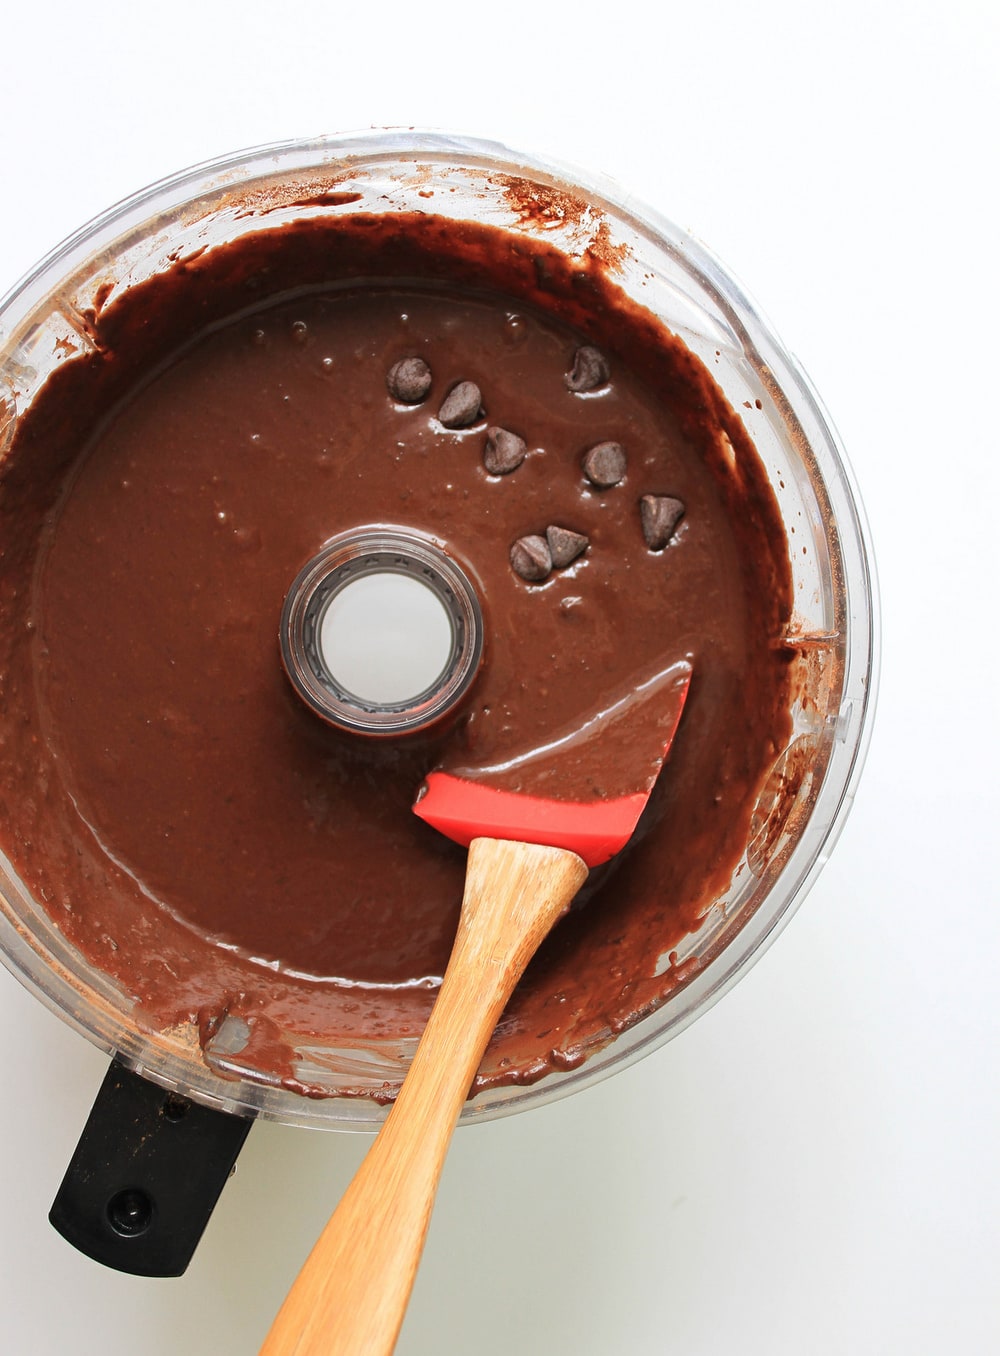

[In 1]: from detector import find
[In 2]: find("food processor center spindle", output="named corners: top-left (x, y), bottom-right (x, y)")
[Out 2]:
top-left (279, 528), bottom-right (485, 736)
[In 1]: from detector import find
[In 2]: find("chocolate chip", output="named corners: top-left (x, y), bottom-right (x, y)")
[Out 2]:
top-left (582, 440), bottom-right (627, 488)
top-left (640, 494), bottom-right (685, 550)
top-left (386, 356), bottom-right (432, 404)
top-left (565, 346), bottom-right (610, 393)
top-left (438, 381), bottom-right (482, 428)
top-left (510, 535), bottom-right (552, 583)
top-left (483, 426), bottom-right (527, 475)
top-left (546, 525), bottom-right (589, 568)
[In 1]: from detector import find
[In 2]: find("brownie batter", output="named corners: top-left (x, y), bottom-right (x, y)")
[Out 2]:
top-left (0, 213), bottom-right (792, 1096)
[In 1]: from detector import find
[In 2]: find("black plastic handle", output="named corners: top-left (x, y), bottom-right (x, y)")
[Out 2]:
top-left (49, 1057), bottom-right (254, 1276)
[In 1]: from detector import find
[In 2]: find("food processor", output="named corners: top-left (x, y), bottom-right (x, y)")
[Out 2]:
top-left (0, 131), bottom-right (878, 1275)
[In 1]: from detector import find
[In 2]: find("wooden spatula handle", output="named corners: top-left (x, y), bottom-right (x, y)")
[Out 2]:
top-left (259, 837), bottom-right (588, 1356)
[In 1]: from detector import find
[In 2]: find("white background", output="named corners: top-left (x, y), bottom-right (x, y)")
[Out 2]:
top-left (1, 2), bottom-right (997, 1352)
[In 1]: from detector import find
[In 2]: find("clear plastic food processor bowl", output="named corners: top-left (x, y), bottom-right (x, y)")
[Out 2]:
top-left (0, 132), bottom-right (878, 1130)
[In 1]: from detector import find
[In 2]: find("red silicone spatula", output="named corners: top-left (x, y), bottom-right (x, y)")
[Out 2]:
top-left (260, 660), bottom-right (691, 1356)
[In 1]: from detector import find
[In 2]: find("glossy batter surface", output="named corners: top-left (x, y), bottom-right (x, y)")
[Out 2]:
top-left (0, 216), bottom-right (792, 1092)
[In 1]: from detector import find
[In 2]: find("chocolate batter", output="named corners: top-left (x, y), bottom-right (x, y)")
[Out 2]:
top-left (0, 214), bottom-right (792, 1095)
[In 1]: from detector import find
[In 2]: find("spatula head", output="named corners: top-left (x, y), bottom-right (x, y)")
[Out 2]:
top-left (413, 662), bottom-right (691, 868)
